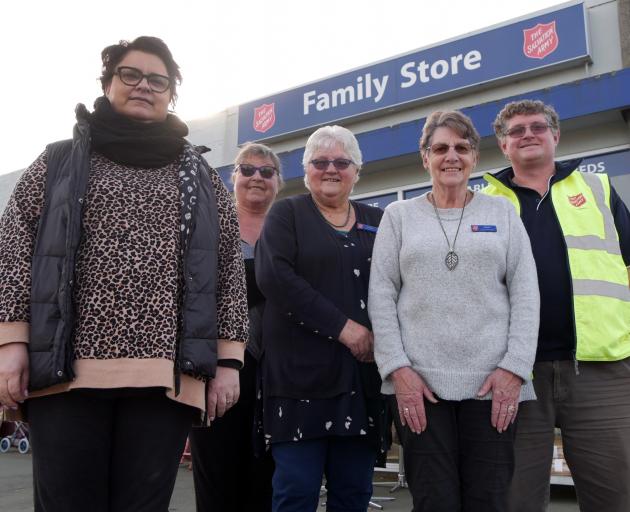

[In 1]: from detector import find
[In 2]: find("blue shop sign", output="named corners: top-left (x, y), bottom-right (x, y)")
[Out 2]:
top-left (354, 192), bottom-right (399, 210)
top-left (577, 149), bottom-right (630, 177)
top-left (238, 3), bottom-right (589, 144)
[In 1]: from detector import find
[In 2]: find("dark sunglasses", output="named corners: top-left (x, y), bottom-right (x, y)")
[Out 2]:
top-left (114, 66), bottom-right (172, 93)
top-left (505, 122), bottom-right (551, 138)
top-left (426, 142), bottom-right (474, 156)
top-left (310, 158), bottom-right (354, 171)
top-left (237, 164), bottom-right (277, 179)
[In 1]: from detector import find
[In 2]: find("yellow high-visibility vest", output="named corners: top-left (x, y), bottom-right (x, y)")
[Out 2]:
top-left (483, 170), bottom-right (630, 361)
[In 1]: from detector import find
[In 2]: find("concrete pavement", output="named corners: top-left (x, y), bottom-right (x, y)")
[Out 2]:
top-left (0, 448), bottom-right (579, 511)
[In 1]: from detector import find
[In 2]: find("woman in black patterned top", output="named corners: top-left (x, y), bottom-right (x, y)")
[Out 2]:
top-left (190, 142), bottom-right (281, 512)
top-left (255, 125), bottom-right (385, 512)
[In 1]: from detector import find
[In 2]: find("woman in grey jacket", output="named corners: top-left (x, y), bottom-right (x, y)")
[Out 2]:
top-left (368, 110), bottom-right (540, 512)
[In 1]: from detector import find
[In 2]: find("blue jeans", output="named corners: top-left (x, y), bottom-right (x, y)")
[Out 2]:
top-left (271, 436), bottom-right (376, 512)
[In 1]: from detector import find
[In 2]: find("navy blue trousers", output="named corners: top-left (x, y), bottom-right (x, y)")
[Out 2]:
top-left (271, 436), bottom-right (376, 512)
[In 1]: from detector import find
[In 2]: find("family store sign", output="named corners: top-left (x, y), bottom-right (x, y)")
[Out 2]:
top-left (238, 2), bottom-right (589, 144)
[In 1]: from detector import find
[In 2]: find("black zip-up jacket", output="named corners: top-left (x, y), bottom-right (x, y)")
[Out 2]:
top-left (28, 109), bottom-right (220, 391)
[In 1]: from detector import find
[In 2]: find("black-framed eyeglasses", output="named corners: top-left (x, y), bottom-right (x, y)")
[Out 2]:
top-left (310, 158), bottom-right (354, 171)
top-left (425, 142), bottom-right (474, 156)
top-left (237, 164), bottom-right (277, 179)
top-left (114, 66), bottom-right (172, 93)
top-left (504, 122), bottom-right (551, 139)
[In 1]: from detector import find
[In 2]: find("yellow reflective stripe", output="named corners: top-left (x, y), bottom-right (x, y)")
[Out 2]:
top-left (573, 279), bottom-right (630, 301)
top-left (564, 235), bottom-right (622, 255)
top-left (580, 173), bottom-right (618, 243)
top-left (482, 174), bottom-right (521, 215)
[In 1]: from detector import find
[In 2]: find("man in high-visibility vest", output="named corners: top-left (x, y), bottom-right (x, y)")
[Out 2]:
top-left (483, 99), bottom-right (630, 512)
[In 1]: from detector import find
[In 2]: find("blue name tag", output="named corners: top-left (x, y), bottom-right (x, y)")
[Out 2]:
top-left (471, 225), bottom-right (497, 232)
top-left (356, 223), bottom-right (378, 233)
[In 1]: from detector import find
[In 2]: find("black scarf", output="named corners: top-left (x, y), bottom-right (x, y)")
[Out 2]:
top-left (75, 98), bottom-right (205, 256)
top-left (86, 96), bottom-right (188, 168)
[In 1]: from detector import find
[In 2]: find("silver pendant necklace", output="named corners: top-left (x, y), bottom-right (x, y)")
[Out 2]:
top-left (429, 192), bottom-right (468, 271)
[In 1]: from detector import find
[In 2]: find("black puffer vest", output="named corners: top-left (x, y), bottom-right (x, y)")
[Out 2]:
top-left (29, 109), bottom-right (220, 391)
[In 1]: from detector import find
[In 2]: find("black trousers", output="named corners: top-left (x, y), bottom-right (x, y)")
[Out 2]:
top-left (390, 395), bottom-right (517, 512)
top-left (27, 387), bottom-right (196, 512)
top-left (190, 351), bottom-right (274, 512)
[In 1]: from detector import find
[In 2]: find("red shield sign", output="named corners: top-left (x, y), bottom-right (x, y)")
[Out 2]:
top-left (523, 21), bottom-right (559, 59)
top-left (253, 103), bottom-right (276, 134)
top-left (568, 193), bottom-right (587, 207)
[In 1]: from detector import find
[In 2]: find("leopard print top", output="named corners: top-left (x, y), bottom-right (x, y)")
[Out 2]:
top-left (0, 150), bottom-right (248, 365)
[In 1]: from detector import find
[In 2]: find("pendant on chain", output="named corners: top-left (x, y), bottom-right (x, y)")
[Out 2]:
top-left (445, 250), bottom-right (459, 271)
top-left (429, 191), bottom-right (468, 272)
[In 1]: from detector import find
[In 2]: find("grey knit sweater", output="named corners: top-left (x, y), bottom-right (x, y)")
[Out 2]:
top-left (368, 193), bottom-right (540, 401)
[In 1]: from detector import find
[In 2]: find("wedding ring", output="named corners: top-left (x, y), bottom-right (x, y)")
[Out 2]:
top-left (507, 404), bottom-right (516, 413)
top-left (403, 407), bottom-right (410, 413)
top-left (226, 400), bottom-right (233, 405)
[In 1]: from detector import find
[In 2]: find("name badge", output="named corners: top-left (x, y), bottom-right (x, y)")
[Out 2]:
top-left (471, 225), bottom-right (497, 232)
top-left (357, 223), bottom-right (378, 233)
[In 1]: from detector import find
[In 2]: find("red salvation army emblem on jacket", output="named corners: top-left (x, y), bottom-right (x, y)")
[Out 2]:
top-left (523, 21), bottom-right (559, 59)
top-left (253, 103), bottom-right (276, 133)
top-left (568, 193), bottom-right (587, 207)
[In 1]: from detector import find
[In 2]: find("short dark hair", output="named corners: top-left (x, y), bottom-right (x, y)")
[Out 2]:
top-left (99, 36), bottom-right (182, 105)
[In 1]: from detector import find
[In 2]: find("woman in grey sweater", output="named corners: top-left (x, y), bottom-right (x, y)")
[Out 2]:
top-left (368, 110), bottom-right (540, 512)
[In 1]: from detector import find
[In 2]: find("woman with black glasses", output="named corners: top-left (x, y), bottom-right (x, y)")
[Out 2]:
top-left (189, 142), bottom-right (281, 512)
top-left (0, 36), bottom-right (248, 511)
top-left (255, 125), bottom-right (385, 512)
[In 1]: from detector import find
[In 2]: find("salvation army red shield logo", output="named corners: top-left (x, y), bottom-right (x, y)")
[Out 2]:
top-left (568, 193), bottom-right (587, 207)
top-left (253, 103), bottom-right (276, 133)
top-left (523, 21), bottom-right (559, 59)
